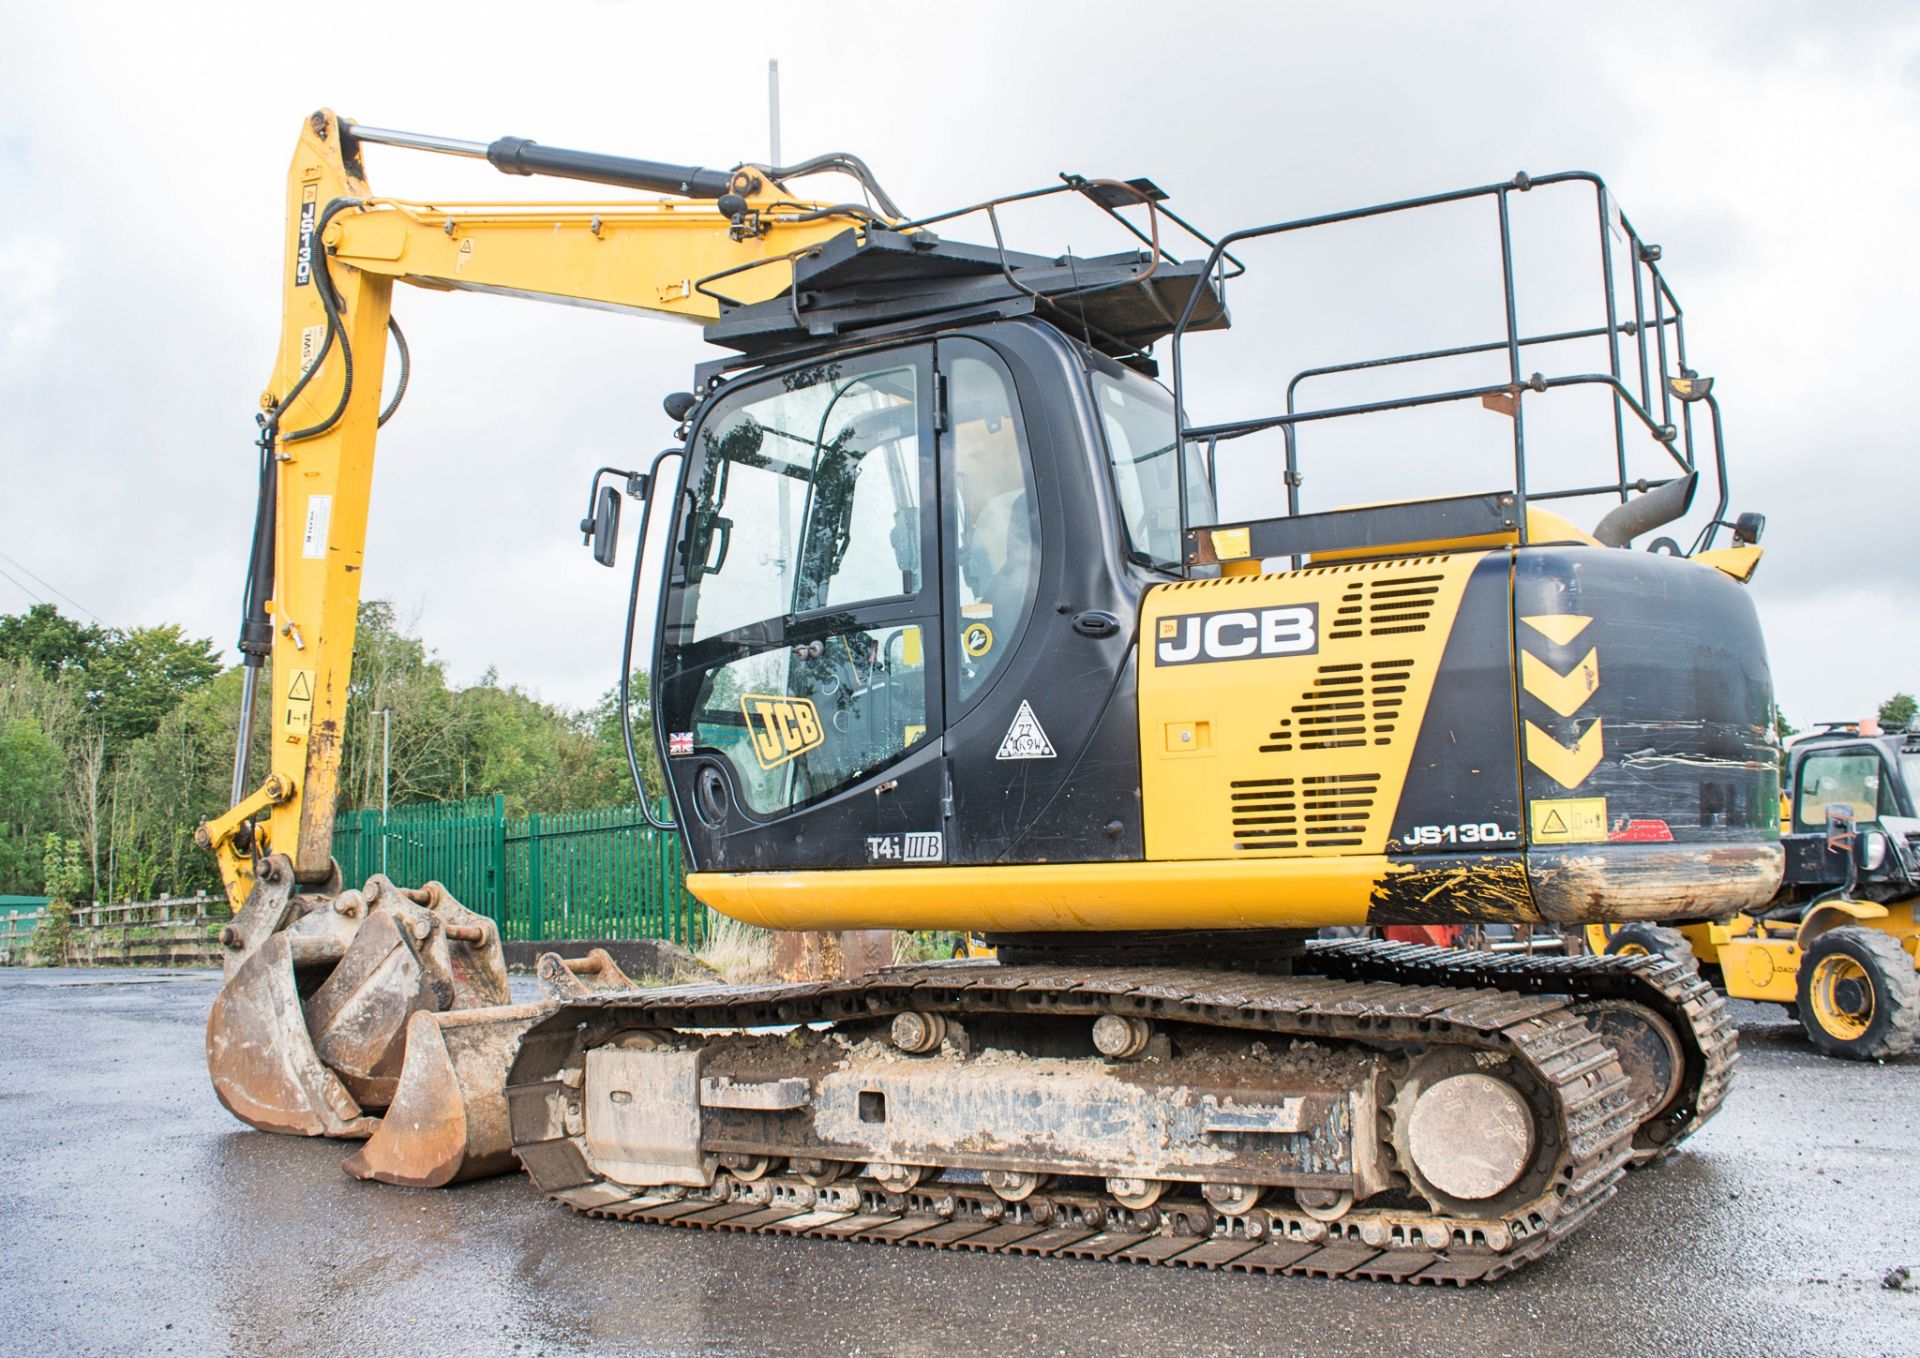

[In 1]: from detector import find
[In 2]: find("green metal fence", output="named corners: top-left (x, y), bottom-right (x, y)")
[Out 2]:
top-left (333, 796), bottom-right (705, 946)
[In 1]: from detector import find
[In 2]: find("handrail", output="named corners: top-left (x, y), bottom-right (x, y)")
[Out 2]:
top-left (1167, 170), bottom-right (1726, 571)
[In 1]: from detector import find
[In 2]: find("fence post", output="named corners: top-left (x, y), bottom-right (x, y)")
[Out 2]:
top-left (527, 812), bottom-right (544, 941)
top-left (499, 795), bottom-right (514, 933)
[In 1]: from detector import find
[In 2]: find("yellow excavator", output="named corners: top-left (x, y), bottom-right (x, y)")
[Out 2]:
top-left (201, 109), bottom-right (1783, 1284)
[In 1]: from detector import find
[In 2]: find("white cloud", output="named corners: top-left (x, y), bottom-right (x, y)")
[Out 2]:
top-left (0, 0), bottom-right (1914, 727)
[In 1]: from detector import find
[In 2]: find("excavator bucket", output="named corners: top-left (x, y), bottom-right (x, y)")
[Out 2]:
top-left (209, 856), bottom-right (646, 1188)
top-left (341, 1001), bottom-right (556, 1186)
top-left (343, 949), bottom-right (641, 1186)
top-left (207, 929), bottom-right (378, 1138)
top-left (207, 855), bottom-right (511, 1144)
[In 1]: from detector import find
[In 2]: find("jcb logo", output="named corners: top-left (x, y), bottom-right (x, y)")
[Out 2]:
top-left (1154, 604), bottom-right (1318, 666)
top-left (742, 694), bottom-right (825, 769)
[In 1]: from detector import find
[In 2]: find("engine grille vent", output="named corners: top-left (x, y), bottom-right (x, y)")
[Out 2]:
top-left (1229, 777), bottom-right (1298, 851)
top-left (1328, 573), bottom-right (1443, 641)
top-left (1259, 658), bottom-right (1415, 753)
top-left (1300, 772), bottom-right (1380, 849)
top-left (1229, 773), bottom-right (1381, 852)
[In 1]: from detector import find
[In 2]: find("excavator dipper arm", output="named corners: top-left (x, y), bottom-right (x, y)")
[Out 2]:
top-left (201, 109), bottom-right (881, 1162)
top-left (207, 109), bottom-right (873, 904)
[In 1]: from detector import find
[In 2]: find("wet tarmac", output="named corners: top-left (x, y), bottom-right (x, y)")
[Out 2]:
top-left (0, 967), bottom-right (1914, 1358)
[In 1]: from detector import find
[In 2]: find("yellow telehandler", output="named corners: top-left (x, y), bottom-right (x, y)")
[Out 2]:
top-left (1596, 721), bottom-right (1919, 1059)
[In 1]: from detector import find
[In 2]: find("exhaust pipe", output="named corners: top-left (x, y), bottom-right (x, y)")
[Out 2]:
top-left (1593, 471), bottom-right (1698, 548)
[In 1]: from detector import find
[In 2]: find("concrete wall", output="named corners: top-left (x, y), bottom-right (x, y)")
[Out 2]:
top-left (0, 896), bottom-right (224, 967)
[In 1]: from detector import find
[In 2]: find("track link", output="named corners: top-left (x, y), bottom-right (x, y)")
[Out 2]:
top-left (508, 958), bottom-right (1651, 1284)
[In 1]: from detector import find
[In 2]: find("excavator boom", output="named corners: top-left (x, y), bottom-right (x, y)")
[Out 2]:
top-left (213, 110), bottom-right (875, 906)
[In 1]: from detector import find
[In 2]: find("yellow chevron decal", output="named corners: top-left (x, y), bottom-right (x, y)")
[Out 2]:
top-left (1521, 614), bottom-right (1592, 646)
top-left (1521, 647), bottom-right (1600, 717)
top-left (1525, 718), bottom-right (1605, 789)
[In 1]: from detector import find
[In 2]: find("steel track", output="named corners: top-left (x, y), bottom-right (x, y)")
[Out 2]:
top-left (506, 942), bottom-right (1726, 1284)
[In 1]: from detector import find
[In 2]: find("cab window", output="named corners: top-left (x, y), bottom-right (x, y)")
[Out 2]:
top-left (679, 364), bottom-right (921, 643)
top-left (1796, 751), bottom-right (1893, 829)
top-left (1092, 369), bottom-right (1214, 571)
top-left (667, 358), bottom-right (931, 817)
top-left (950, 353), bottom-right (1037, 703)
top-left (690, 625), bottom-right (927, 817)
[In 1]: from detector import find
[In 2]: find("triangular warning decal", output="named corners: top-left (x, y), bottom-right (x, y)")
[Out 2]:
top-left (1541, 809), bottom-right (1567, 834)
top-left (996, 700), bottom-right (1056, 760)
top-left (287, 670), bottom-right (313, 701)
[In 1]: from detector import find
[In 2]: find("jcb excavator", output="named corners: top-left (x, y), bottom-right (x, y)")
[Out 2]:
top-left (201, 109), bottom-right (1782, 1284)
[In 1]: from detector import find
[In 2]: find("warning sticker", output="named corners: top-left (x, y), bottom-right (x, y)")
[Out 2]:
top-left (996, 700), bottom-right (1055, 760)
top-left (285, 668), bottom-right (315, 737)
top-left (1530, 796), bottom-right (1608, 844)
top-left (302, 495), bottom-right (332, 560)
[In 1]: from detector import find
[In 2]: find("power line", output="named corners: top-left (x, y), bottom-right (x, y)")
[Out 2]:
top-left (0, 562), bottom-right (49, 607)
top-left (0, 548), bottom-right (106, 625)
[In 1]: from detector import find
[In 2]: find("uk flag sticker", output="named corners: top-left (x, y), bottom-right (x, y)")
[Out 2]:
top-left (669, 731), bottom-right (694, 756)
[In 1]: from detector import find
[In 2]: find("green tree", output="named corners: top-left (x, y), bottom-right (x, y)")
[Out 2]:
top-left (1880, 692), bottom-right (1916, 730)
top-left (336, 602), bottom-right (627, 817)
top-left (31, 833), bottom-right (87, 965)
top-left (0, 716), bottom-right (63, 894)
top-left (588, 669), bottom-right (666, 803)
top-left (0, 603), bottom-right (106, 681)
top-left (85, 624), bottom-right (222, 748)
top-left (107, 668), bottom-right (257, 900)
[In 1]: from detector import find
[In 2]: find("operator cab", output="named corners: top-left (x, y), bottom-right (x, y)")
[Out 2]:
top-left (654, 320), bottom-right (1209, 872)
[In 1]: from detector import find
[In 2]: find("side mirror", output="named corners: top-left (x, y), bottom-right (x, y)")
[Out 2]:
top-left (578, 466), bottom-right (653, 567)
top-left (590, 485), bottom-right (622, 567)
top-left (1856, 829), bottom-right (1888, 873)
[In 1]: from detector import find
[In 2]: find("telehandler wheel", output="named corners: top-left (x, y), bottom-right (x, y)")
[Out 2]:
top-left (1604, 924), bottom-right (1696, 973)
top-left (1796, 926), bottom-right (1919, 1060)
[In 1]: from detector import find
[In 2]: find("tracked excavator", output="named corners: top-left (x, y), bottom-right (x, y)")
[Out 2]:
top-left (201, 109), bottom-right (1782, 1284)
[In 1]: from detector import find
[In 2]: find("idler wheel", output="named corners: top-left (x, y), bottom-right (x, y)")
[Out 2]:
top-left (984, 1169), bottom-right (1050, 1202)
top-left (1573, 999), bottom-right (1685, 1124)
top-left (1092, 1015), bottom-right (1152, 1060)
top-left (1294, 1186), bottom-right (1354, 1221)
top-left (1201, 1183), bottom-right (1264, 1217)
top-left (870, 1162), bottom-right (930, 1191)
top-left (890, 1012), bottom-right (947, 1054)
top-left (793, 1157), bottom-right (852, 1186)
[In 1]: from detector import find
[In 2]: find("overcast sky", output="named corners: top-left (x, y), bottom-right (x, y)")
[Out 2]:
top-left (1, 1), bottom-right (1915, 729)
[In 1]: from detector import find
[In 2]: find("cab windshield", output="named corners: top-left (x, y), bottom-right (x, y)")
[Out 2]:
top-left (1092, 368), bottom-right (1214, 571)
top-left (676, 363), bottom-right (922, 643)
top-left (663, 359), bottom-right (930, 818)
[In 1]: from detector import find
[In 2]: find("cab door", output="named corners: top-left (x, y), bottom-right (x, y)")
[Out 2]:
top-left (657, 346), bottom-right (947, 871)
top-left (933, 334), bottom-right (1146, 866)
